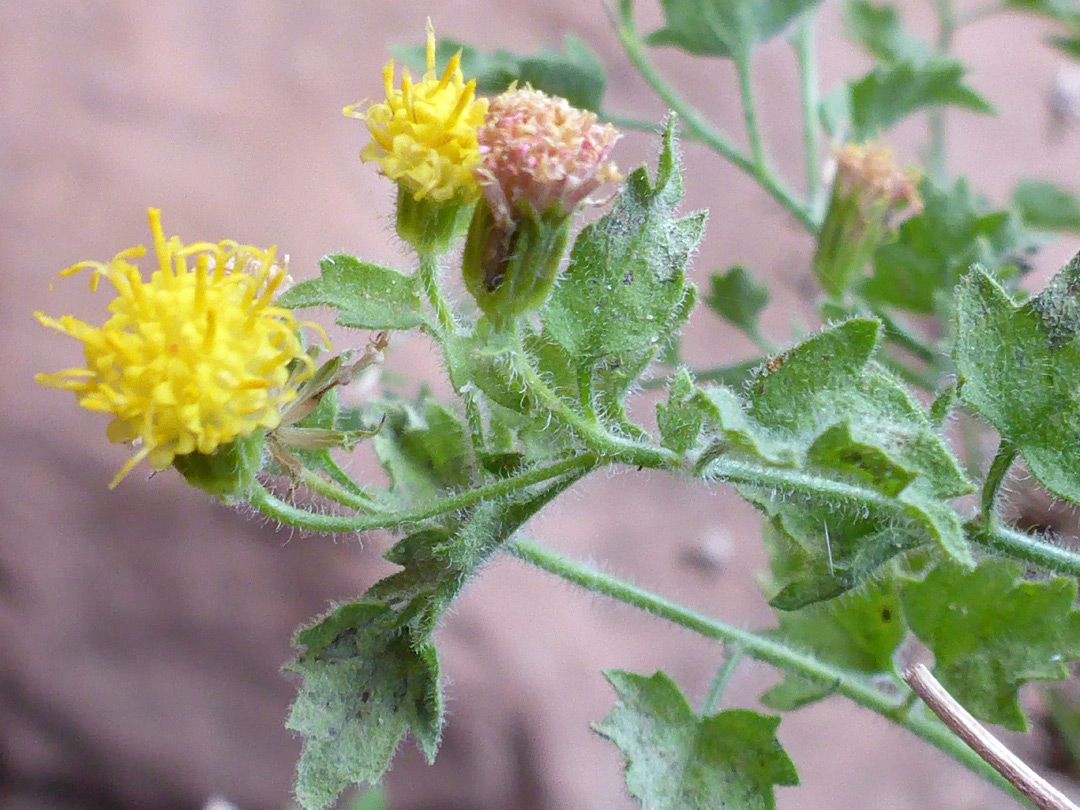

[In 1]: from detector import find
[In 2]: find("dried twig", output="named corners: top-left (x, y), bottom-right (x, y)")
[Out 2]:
top-left (903, 663), bottom-right (1079, 810)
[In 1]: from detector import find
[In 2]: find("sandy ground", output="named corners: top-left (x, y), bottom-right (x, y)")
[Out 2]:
top-left (3, 2), bottom-right (1080, 809)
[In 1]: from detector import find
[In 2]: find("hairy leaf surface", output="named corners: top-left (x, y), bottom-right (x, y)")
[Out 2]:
top-left (646, 0), bottom-right (825, 57)
top-left (954, 258), bottom-right (1080, 503)
top-left (595, 670), bottom-right (799, 810)
top-left (902, 559), bottom-right (1080, 730)
top-left (278, 255), bottom-right (428, 331)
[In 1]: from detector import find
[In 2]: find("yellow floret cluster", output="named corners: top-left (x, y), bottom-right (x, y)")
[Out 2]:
top-left (346, 21), bottom-right (488, 203)
top-left (34, 209), bottom-right (316, 487)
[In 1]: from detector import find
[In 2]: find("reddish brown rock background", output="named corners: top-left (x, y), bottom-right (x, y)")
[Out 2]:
top-left (3, 2), bottom-right (1080, 809)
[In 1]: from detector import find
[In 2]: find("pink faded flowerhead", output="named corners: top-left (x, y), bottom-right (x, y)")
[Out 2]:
top-left (473, 86), bottom-right (622, 226)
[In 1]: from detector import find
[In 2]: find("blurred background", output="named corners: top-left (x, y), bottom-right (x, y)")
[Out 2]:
top-left (4, 2), bottom-right (1080, 808)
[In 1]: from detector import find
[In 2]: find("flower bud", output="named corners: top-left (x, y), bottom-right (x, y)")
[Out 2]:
top-left (462, 200), bottom-right (572, 327)
top-left (813, 143), bottom-right (921, 297)
top-left (462, 86), bottom-right (620, 325)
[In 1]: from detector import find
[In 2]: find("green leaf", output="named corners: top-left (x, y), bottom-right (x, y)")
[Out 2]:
top-left (1014, 179), bottom-right (1080, 232)
top-left (954, 259), bottom-right (1080, 503)
top-left (696, 320), bottom-right (972, 607)
top-left (865, 178), bottom-right (1039, 314)
top-left (658, 367), bottom-right (705, 453)
top-left (369, 398), bottom-right (472, 505)
top-left (825, 59), bottom-right (993, 141)
top-left (594, 670), bottom-right (799, 809)
top-left (392, 36), bottom-right (606, 111)
top-left (287, 603), bottom-right (442, 810)
top-left (843, 1), bottom-right (933, 64)
top-left (542, 117), bottom-right (703, 361)
top-left (288, 478), bottom-right (580, 809)
top-left (901, 559), bottom-right (1080, 730)
top-left (707, 266), bottom-right (769, 339)
top-left (645, 0), bottom-right (825, 58)
top-left (762, 576), bottom-right (906, 710)
top-left (278, 255), bottom-right (428, 331)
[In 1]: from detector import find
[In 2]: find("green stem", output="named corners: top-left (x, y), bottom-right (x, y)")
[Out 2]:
top-left (509, 337), bottom-right (679, 470)
top-left (793, 14), bottom-right (821, 210)
top-left (927, 0), bottom-right (956, 182)
top-left (967, 521), bottom-right (1080, 579)
top-left (607, 2), bottom-right (817, 232)
top-left (248, 454), bottom-right (599, 533)
top-left (700, 643), bottom-right (744, 716)
top-left (981, 440), bottom-right (1018, 525)
top-left (734, 48), bottom-right (766, 169)
top-left (506, 538), bottom-right (1019, 796)
top-left (299, 469), bottom-right (381, 512)
top-left (873, 307), bottom-right (938, 365)
top-left (418, 252), bottom-right (456, 334)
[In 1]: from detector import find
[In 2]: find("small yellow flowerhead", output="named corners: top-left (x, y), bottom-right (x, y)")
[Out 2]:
top-left (35, 209), bottom-right (318, 488)
top-left (345, 21), bottom-right (488, 203)
top-left (474, 86), bottom-right (622, 227)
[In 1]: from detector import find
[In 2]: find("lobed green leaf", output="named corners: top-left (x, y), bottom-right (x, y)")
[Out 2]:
top-left (823, 60), bottom-right (993, 141)
top-left (901, 559), bottom-right (1080, 730)
top-left (707, 266), bottom-right (769, 341)
top-left (278, 255), bottom-right (429, 331)
top-left (843, 0), bottom-right (933, 64)
top-left (392, 36), bottom-right (606, 111)
top-left (595, 670), bottom-right (799, 810)
top-left (645, 0), bottom-right (825, 58)
top-left (954, 258), bottom-right (1080, 503)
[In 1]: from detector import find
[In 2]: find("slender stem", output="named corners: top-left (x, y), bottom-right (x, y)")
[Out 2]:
top-left (793, 14), bottom-right (821, 209)
top-left (734, 49), bottom-right (766, 169)
top-left (927, 0), bottom-right (956, 182)
top-left (464, 390), bottom-right (487, 455)
top-left (299, 468), bottom-right (381, 512)
top-left (507, 538), bottom-right (1018, 795)
top-left (905, 664), bottom-right (1078, 810)
top-left (700, 643), bottom-right (744, 716)
top-left (981, 440), bottom-right (1018, 525)
top-left (606, 2), bottom-right (817, 232)
top-left (873, 307), bottom-right (938, 365)
top-left (247, 454), bottom-right (599, 533)
top-left (508, 339), bottom-right (679, 470)
top-left (418, 252), bottom-right (455, 334)
top-left (966, 521), bottom-right (1080, 579)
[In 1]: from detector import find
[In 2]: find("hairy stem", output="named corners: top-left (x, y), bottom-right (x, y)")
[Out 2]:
top-left (508, 336), bottom-right (679, 470)
top-left (418, 252), bottom-right (456, 334)
top-left (981, 439), bottom-right (1018, 525)
top-left (247, 454), bottom-right (599, 533)
top-left (793, 14), bottom-right (821, 211)
top-left (606, 2), bottom-right (817, 232)
top-left (966, 521), bottom-right (1080, 579)
top-left (700, 643), bottom-right (744, 716)
top-left (507, 538), bottom-right (1018, 796)
top-left (298, 468), bottom-right (381, 512)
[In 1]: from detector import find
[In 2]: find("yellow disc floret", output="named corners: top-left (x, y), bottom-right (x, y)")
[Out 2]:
top-left (344, 20), bottom-right (488, 202)
top-left (35, 209), bottom-right (317, 488)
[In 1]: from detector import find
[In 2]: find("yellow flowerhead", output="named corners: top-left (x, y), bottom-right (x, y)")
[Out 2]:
top-left (344, 21), bottom-right (488, 202)
top-left (35, 209), bottom-right (319, 488)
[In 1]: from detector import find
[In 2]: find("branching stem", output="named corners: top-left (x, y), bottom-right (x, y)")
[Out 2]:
top-left (418, 252), bottom-right (456, 334)
top-left (606, 2), bottom-right (817, 232)
top-left (700, 643), bottom-right (744, 716)
top-left (247, 454), bottom-right (599, 534)
top-left (507, 538), bottom-right (1018, 796)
